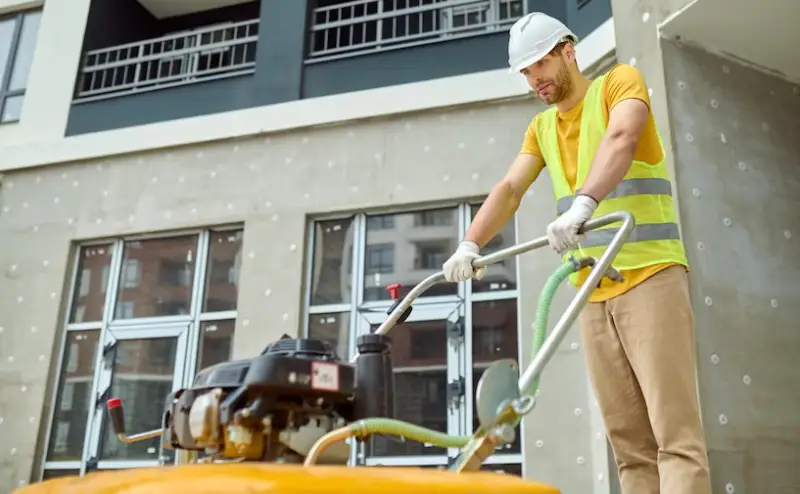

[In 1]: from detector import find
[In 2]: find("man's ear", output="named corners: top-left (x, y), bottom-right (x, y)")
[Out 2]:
top-left (562, 43), bottom-right (577, 63)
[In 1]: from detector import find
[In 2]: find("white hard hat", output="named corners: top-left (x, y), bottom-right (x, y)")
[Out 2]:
top-left (507, 12), bottom-right (578, 73)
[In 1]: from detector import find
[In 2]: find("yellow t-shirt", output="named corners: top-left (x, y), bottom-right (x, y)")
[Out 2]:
top-left (520, 63), bottom-right (678, 303)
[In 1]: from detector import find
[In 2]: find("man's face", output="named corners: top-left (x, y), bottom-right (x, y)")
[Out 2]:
top-left (520, 48), bottom-right (573, 105)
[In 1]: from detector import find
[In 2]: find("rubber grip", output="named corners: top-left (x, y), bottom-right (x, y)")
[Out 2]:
top-left (107, 398), bottom-right (126, 435)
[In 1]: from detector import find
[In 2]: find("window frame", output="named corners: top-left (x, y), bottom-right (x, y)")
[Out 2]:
top-left (39, 225), bottom-right (243, 480)
top-left (0, 8), bottom-right (41, 124)
top-left (302, 202), bottom-right (524, 471)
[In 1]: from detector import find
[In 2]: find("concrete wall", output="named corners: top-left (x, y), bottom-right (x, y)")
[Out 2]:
top-left (0, 93), bottom-right (616, 491)
top-left (662, 40), bottom-right (800, 494)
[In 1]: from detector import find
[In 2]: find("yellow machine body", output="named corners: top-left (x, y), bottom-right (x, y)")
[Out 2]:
top-left (17, 464), bottom-right (560, 494)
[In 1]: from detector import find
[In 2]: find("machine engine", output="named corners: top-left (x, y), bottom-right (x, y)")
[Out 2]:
top-left (107, 333), bottom-right (396, 465)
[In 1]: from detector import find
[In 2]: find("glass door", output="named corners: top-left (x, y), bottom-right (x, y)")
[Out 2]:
top-left (355, 303), bottom-right (464, 467)
top-left (82, 323), bottom-right (190, 472)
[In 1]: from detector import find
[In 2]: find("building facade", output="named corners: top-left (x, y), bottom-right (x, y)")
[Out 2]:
top-left (0, 0), bottom-right (798, 493)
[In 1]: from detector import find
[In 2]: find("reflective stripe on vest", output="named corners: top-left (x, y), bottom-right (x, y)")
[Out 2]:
top-left (556, 177), bottom-right (674, 216)
top-left (574, 222), bottom-right (681, 249)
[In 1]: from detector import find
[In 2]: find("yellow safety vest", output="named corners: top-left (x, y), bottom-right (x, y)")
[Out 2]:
top-left (534, 74), bottom-right (688, 285)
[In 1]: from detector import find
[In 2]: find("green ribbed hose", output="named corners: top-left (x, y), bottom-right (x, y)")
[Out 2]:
top-left (526, 261), bottom-right (579, 396)
top-left (352, 262), bottom-right (579, 450)
top-left (349, 418), bottom-right (471, 447)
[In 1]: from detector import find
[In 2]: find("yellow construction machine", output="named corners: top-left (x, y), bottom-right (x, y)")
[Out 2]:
top-left (16, 211), bottom-right (634, 494)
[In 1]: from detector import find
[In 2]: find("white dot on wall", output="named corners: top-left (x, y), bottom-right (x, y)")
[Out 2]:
top-left (726, 483), bottom-right (735, 493)
top-left (722, 217), bottom-right (732, 227)
top-left (576, 456), bottom-right (585, 465)
top-left (32, 225), bottom-right (39, 233)
top-left (72, 181), bottom-right (79, 187)
top-left (648, 88), bottom-right (653, 97)
top-left (471, 173), bottom-right (480, 181)
top-left (20, 385), bottom-right (27, 393)
top-left (598, 473), bottom-right (605, 482)
top-left (628, 57), bottom-right (637, 66)
top-left (127, 215), bottom-right (135, 223)
top-left (39, 355), bottom-right (45, 361)
top-left (50, 292), bottom-right (56, 299)
top-left (191, 208), bottom-right (198, 215)
top-left (738, 161), bottom-right (747, 171)
top-left (678, 81), bottom-right (686, 90)
top-left (424, 145), bottom-right (431, 153)
top-left (720, 133), bottom-right (727, 144)
top-left (570, 342), bottom-right (579, 350)
top-left (61, 172), bottom-right (68, 179)
top-left (710, 99), bottom-right (719, 109)
top-left (227, 203), bottom-right (234, 210)
top-left (42, 260), bottom-right (49, 268)
top-left (784, 230), bottom-right (792, 240)
top-left (285, 157), bottom-right (292, 165)
top-left (711, 353), bottom-right (720, 364)
top-left (488, 137), bottom-right (496, 144)
top-left (233, 145), bottom-right (240, 152)
top-left (327, 160), bottom-right (335, 168)
top-left (574, 408), bottom-right (582, 416)
top-left (761, 122), bottom-right (770, 132)
top-left (209, 171), bottom-right (217, 178)
top-left (96, 218), bottom-right (103, 224)
top-left (248, 251), bottom-right (256, 259)
top-left (10, 448), bottom-right (16, 455)
top-left (177, 176), bottom-right (185, 184)
top-left (0, 326), bottom-right (4, 334)
top-left (0, 416), bottom-right (3, 424)
top-left (7, 356), bottom-right (14, 363)
top-left (641, 11), bottom-right (650, 22)
top-left (697, 242), bottom-right (705, 251)
top-left (350, 186), bottom-right (359, 193)
top-left (17, 296), bottom-right (24, 304)
top-left (535, 440), bottom-right (544, 448)
top-left (197, 151), bottom-right (204, 159)
top-left (718, 414), bottom-right (728, 425)
top-left (685, 133), bottom-right (694, 143)
top-left (31, 326), bottom-right (37, 333)
top-left (770, 299), bottom-right (779, 308)
top-left (457, 142), bottom-right (465, 149)
top-left (692, 188), bottom-right (701, 197)
top-left (705, 296), bottom-right (713, 306)
top-left (22, 202), bottom-right (28, 209)
top-left (289, 244), bottom-right (297, 251)
top-left (151, 177), bottom-right (159, 184)
top-left (242, 319), bottom-right (250, 327)
top-left (282, 313), bottom-right (289, 321)
top-left (54, 197), bottom-right (60, 204)
top-left (722, 65), bottom-right (731, 74)
top-left (10, 264), bottom-right (17, 272)
top-left (303, 193), bottom-right (310, 200)
top-left (28, 416), bottom-right (35, 424)
top-left (2, 206), bottom-right (9, 213)
top-left (742, 374), bottom-right (751, 385)
top-left (102, 190), bottom-right (109, 196)
top-left (264, 289), bottom-right (272, 297)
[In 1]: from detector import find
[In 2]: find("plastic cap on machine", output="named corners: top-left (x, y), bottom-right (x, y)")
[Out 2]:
top-left (507, 12), bottom-right (578, 74)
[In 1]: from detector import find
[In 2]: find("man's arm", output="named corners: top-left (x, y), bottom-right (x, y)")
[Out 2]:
top-left (464, 153), bottom-right (545, 248)
top-left (579, 98), bottom-right (649, 202)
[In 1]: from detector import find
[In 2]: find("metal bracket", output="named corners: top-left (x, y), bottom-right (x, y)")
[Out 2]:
top-left (446, 376), bottom-right (466, 409)
top-left (85, 456), bottom-right (99, 472)
top-left (446, 317), bottom-right (464, 345)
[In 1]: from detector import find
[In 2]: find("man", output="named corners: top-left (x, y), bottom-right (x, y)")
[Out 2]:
top-left (442, 12), bottom-right (712, 494)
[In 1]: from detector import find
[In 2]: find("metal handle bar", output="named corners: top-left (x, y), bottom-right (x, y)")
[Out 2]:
top-left (373, 211), bottom-right (634, 341)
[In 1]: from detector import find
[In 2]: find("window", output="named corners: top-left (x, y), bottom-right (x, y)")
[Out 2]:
top-left (304, 203), bottom-right (521, 470)
top-left (42, 227), bottom-right (241, 478)
top-left (0, 9), bottom-right (41, 123)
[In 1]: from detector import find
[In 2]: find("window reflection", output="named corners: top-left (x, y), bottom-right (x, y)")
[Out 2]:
top-left (69, 245), bottom-right (113, 323)
top-left (363, 208), bottom-right (459, 302)
top-left (203, 230), bottom-right (242, 312)
top-left (196, 320), bottom-right (235, 373)
top-left (470, 204), bottom-right (517, 292)
top-left (100, 338), bottom-right (177, 461)
top-left (309, 218), bottom-right (355, 305)
top-left (114, 236), bottom-right (198, 319)
top-left (307, 312), bottom-right (350, 359)
top-left (46, 331), bottom-right (100, 462)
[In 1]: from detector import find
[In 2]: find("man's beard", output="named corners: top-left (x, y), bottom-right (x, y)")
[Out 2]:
top-left (542, 62), bottom-right (573, 104)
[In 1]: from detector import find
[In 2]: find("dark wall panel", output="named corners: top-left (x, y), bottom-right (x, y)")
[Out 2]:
top-left (66, 76), bottom-right (256, 135)
top-left (302, 32), bottom-right (509, 99)
top-left (567, 0), bottom-right (611, 39)
top-left (81, 0), bottom-right (159, 52)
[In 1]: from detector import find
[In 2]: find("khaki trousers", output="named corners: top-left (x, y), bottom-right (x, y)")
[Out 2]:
top-left (579, 265), bottom-right (712, 494)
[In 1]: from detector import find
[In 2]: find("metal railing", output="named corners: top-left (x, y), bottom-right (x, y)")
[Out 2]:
top-left (307, 0), bottom-right (527, 62)
top-left (75, 19), bottom-right (259, 102)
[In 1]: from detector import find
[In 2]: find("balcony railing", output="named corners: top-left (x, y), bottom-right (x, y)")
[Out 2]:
top-left (307, 0), bottom-right (527, 62)
top-left (75, 19), bottom-right (259, 102)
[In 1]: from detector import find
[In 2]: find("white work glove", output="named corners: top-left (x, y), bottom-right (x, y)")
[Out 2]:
top-left (442, 241), bottom-right (486, 283)
top-left (546, 195), bottom-right (598, 253)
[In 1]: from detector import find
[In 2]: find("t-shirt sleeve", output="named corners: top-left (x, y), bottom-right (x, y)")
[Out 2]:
top-left (603, 64), bottom-right (652, 115)
top-left (519, 115), bottom-right (542, 158)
